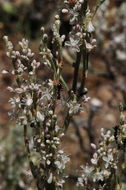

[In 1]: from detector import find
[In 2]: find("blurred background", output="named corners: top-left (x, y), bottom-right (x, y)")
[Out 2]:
top-left (0, 0), bottom-right (126, 189)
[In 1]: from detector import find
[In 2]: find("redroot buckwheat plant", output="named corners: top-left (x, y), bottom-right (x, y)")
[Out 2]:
top-left (3, 0), bottom-right (126, 190)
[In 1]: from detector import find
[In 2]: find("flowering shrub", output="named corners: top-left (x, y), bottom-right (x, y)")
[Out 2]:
top-left (3, 0), bottom-right (126, 190)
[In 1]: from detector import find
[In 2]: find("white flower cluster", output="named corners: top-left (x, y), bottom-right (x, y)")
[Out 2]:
top-left (77, 128), bottom-right (118, 189)
top-left (63, 0), bottom-right (96, 53)
top-left (3, 35), bottom-right (70, 189)
top-left (66, 96), bottom-right (82, 116)
top-left (3, 1), bottom-right (102, 189)
top-left (33, 114), bottom-right (69, 188)
top-left (64, 0), bottom-right (84, 25)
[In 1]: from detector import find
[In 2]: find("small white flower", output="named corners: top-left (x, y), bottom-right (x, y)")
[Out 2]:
top-left (40, 143), bottom-right (45, 147)
top-left (15, 88), bottom-right (23, 94)
top-left (31, 59), bottom-right (40, 69)
top-left (2, 70), bottom-right (8, 74)
top-left (83, 95), bottom-right (90, 103)
top-left (91, 158), bottom-right (97, 165)
top-left (65, 36), bottom-right (81, 52)
top-left (93, 171), bottom-right (104, 182)
top-left (48, 79), bottom-right (53, 87)
top-left (91, 143), bottom-right (96, 149)
top-left (62, 9), bottom-right (68, 14)
top-left (26, 97), bottom-right (33, 106)
top-left (7, 86), bottom-right (14, 92)
top-left (52, 145), bottom-right (57, 149)
top-left (77, 177), bottom-right (84, 187)
top-left (55, 161), bottom-right (62, 169)
top-left (79, 0), bottom-right (84, 4)
top-left (48, 110), bottom-right (53, 115)
top-left (37, 111), bottom-right (45, 122)
top-left (29, 71), bottom-right (34, 75)
top-left (103, 170), bottom-right (111, 178)
top-left (87, 21), bottom-right (95, 33)
top-left (37, 139), bottom-right (41, 143)
top-left (85, 42), bottom-right (94, 52)
top-left (47, 160), bottom-right (51, 165)
top-left (46, 140), bottom-right (51, 144)
top-left (15, 98), bottom-right (20, 103)
top-left (3, 36), bottom-right (8, 41)
top-left (58, 150), bottom-right (64, 154)
top-left (91, 98), bottom-right (102, 108)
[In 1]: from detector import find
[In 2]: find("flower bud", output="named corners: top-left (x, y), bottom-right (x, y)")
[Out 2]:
top-left (62, 9), bottom-right (68, 14)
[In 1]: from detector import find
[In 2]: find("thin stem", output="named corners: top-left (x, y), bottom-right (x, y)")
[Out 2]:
top-left (78, 46), bottom-right (89, 97)
top-left (92, 0), bottom-right (106, 19)
top-left (60, 75), bottom-right (69, 91)
top-left (86, 110), bottom-right (95, 144)
top-left (72, 51), bottom-right (82, 93)
top-left (64, 114), bottom-right (72, 132)
top-left (71, 0), bottom-right (88, 94)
